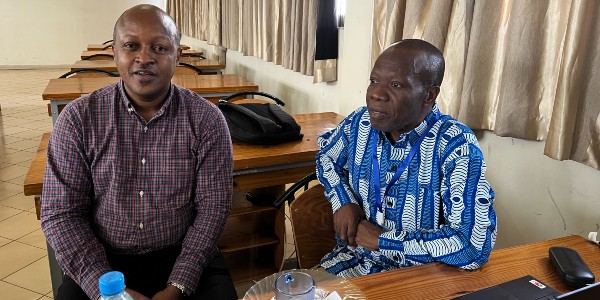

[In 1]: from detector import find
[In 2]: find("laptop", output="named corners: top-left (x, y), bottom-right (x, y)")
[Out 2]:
top-left (452, 275), bottom-right (600, 300)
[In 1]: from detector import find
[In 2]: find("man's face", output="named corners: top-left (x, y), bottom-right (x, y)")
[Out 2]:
top-left (366, 48), bottom-right (430, 140)
top-left (113, 14), bottom-right (181, 104)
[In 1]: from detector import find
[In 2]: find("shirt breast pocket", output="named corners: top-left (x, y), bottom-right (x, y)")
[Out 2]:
top-left (151, 157), bottom-right (196, 210)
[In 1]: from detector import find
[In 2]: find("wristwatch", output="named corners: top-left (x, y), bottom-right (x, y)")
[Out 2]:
top-left (169, 281), bottom-right (192, 297)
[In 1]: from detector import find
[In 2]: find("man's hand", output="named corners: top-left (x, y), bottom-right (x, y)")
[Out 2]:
top-left (151, 285), bottom-right (183, 300)
top-left (333, 203), bottom-right (364, 247)
top-left (355, 219), bottom-right (385, 251)
top-left (125, 288), bottom-right (151, 300)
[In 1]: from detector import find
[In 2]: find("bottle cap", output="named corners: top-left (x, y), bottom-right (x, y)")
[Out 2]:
top-left (99, 271), bottom-right (126, 296)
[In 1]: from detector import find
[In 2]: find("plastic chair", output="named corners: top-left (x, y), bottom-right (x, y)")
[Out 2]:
top-left (274, 173), bottom-right (337, 269)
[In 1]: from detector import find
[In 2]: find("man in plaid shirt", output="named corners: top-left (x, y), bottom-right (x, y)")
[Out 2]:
top-left (41, 4), bottom-right (236, 300)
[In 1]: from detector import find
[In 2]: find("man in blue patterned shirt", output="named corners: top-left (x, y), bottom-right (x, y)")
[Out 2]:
top-left (316, 39), bottom-right (497, 277)
top-left (41, 5), bottom-right (236, 300)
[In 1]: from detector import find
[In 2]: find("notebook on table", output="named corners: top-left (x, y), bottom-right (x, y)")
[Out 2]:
top-left (452, 275), bottom-right (600, 300)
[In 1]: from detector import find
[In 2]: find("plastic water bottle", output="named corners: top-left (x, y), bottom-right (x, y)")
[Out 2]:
top-left (99, 271), bottom-right (134, 300)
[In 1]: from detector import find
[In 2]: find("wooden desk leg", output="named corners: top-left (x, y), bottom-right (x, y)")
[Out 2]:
top-left (34, 195), bottom-right (41, 220)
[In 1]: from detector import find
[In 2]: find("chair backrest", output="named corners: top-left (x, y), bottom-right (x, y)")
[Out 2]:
top-left (83, 53), bottom-right (114, 61)
top-left (175, 62), bottom-right (203, 75)
top-left (59, 68), bottom-right (119, 79)
top-left (181, 53), bottom-right (206, 59)
top-left (289, 184), bottom-right (336, 269)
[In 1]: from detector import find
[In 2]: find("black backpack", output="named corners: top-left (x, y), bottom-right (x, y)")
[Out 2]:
top-left (217, 91), bottom-right (304, 145)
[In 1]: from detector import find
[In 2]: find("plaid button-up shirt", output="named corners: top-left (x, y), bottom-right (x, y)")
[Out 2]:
top-left (41, 80), bottom-right (233, 299)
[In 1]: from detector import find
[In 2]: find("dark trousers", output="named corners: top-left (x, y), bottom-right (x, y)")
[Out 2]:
top-left (56, 246), bottom-right (237, 300)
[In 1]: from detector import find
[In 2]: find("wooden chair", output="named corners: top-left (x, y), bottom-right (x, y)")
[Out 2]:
top-left (274, 173), bottom-right (337, 269)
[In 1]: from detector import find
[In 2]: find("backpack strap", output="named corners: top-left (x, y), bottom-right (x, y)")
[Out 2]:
top-left (220, 91), bottom-right (286, 106)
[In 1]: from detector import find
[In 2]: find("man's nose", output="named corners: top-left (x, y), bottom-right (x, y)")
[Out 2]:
top-left (369, 85), bottom-right (388, 101)
top-left (136, 46), bottom-right (155, 64)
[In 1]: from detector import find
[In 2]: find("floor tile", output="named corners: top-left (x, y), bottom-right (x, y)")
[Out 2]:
top-left (5, 139), bottom-right (42, 151)
top-left (14, 121), bottom-right (51, 131)
top-left (0, 241), bottom-right (46, 278)
top-left (0, 164), bottom-right (29, 181)
top-left (0, 281), bottom-right (44, 300)
top-left (3, 257), bottom-right (52, 295)
top-left (0, 160), bottom-right (14, 169)
top-left (0, 236), bottom-right (11, 247)
top-left (17, 229), bottom-right (47, 250)
top-left (0, 211), bottom-right (40, 240)
top-left (1, 152), bottom-right (34, 165)
top-left (284, 242), bottom-right (297, 261)
top-left (0, 204), bottom-right (23, 222)
top-left (0, 193), bottom-right (35, 211)
top-left (8, 175), bottom-right (27, 186)
top-left (0, 126), bottom-right (31, 136)
top-left (0, 181), bottom-right (22, 200)
top-left (10, 130), bottom-right (46, 141)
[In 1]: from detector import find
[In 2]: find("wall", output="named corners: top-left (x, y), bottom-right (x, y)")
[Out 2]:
top-left (3, 0), bottom-right (600, 249)
top-left (0, 0), bottom-right (165, 67)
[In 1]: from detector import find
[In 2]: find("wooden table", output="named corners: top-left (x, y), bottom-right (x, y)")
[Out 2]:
top-left (71, 57), bottom-right (224, 74)
top-left (42, 74), bottom-right (256, 123)
top-left (23, 112), bottom-right (344, 297)
top-left (87, 43), bottom-right (190, 50)
top-left (345, 235), bottom-right (600, 299)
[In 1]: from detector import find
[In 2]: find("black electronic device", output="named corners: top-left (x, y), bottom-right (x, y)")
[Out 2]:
top-left (549, 247), bottom-right (595, 289)
top-left (452, 275), bottom-right (560, 300)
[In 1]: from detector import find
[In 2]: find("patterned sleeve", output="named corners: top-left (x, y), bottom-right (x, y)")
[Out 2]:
top-left (378, 128), bottom-right (497, 269)
top-left (168, 103), bottom-right (233, 292)
top-left (316, 108), bottom-right (363, 213)
top-left (40, 103), bottom-right (112, 300)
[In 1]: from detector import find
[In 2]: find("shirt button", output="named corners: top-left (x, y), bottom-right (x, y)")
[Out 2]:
top-left (391, 165), bottom-right (397, 171)
top-left (387, 201), bottom-right (393, 207)
top-left (144, 126), bottom-right (148, 132)
top-left (142, 158), bottom-right (146, 165)
top-left (139, 222), bottom-right (144, 229)
top-left (139, 191), bottom-right (144, 197)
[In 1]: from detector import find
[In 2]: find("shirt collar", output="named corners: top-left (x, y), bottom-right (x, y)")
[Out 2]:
top-left (117, 80), bottom-right (175, 120)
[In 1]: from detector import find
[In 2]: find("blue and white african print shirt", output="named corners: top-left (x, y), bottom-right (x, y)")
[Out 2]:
top-left (316, 105), bottom-right (497, 278)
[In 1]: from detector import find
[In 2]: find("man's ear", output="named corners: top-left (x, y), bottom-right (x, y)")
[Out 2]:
top-left (175, 47), bottom-right (182, 65)
top-left (424, 86), bottom-right (440, 106)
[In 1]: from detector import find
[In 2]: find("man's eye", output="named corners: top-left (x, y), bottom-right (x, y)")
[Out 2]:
top-left (153, 45), bottom-right (168, 53)
top-left (391, 82), bottom-right (402, 88)
top-left (369, 79), bottom-right (377, 85)
top-left (123, 43), bottom-right (138, 50)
